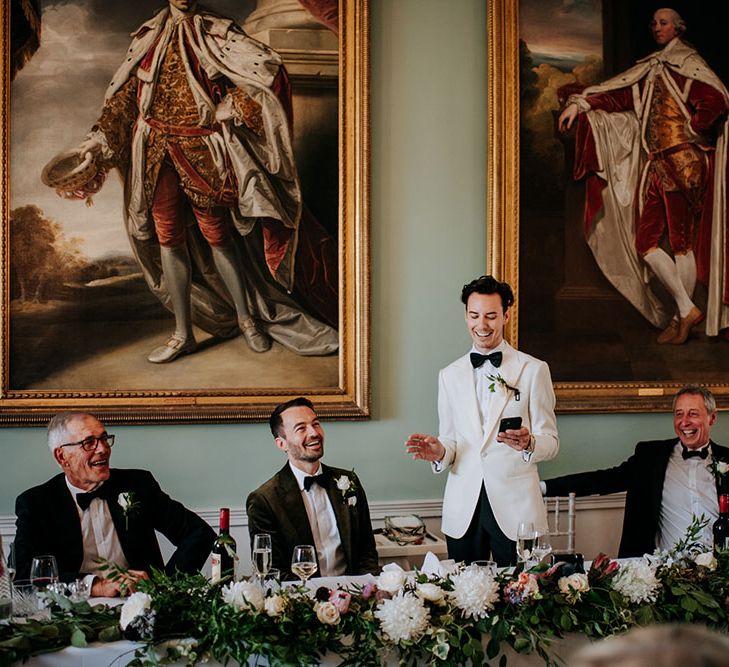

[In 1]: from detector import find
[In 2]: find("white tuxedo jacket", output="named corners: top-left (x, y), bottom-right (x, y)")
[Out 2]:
top-left (435, 342), bottom-right (559, 541)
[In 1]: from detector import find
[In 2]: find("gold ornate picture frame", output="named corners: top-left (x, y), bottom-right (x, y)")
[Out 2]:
top-left (0, 0), bottom-right (370, 425)
top-left (487, 0), bottom-right (729, 412)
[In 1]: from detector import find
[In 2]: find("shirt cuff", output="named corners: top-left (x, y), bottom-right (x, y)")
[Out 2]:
top-left (539, 481), bottom-right (547, 495)
top-left (433, 459), bottom-right (443, 472)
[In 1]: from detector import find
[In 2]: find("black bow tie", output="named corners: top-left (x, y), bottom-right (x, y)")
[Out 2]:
top-left (470, 351), bottom-right (502, 369)
top-left (303, 474), bottom-right (328, 492)
top-left (76, 484), bottom-right (112, 510)
top-left (682, 446), bottom-right (709, 460)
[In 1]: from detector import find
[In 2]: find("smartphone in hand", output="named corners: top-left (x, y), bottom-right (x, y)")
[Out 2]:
top-left (498, 416), bottom-right (522, 432)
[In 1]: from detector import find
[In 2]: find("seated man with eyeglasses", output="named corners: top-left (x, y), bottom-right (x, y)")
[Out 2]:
top-left (14, 411), bottom-right (215, 596)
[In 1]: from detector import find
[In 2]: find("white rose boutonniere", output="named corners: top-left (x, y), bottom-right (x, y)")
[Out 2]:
top-left (118, 492), bottom-right (140, 530)
top-left (335, 472), bottom-right (358, 507)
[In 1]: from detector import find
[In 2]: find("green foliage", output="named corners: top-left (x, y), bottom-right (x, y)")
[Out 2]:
top-left (3, 540), bottom-right (729, 667)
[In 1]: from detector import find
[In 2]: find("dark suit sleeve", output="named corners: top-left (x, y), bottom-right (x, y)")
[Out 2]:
top-left (544, 453), bottom-right (635, 497)
top-left (246, 490), bottom-right (290, 577)
top-left (352, 476), bottom-right (379, 575)
top-left (14, 485), bottom-right (82, 583)
top-left (14, 491), bottom-right (39, 582)
top-left (141, 472), bottom-right (215, 575)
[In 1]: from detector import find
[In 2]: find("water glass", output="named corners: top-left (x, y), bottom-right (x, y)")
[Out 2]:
top-left (472, 560), bottom-right (497, 575)
top-left (68, 578), bottom-right (91, 602)
top-left (12, 580), bottom-right (41, 618)
top-left (516, 522), bottom-right (537, 563)
top-left (532, 532), bottom-right (553, 564)
top-left (30, 555), bottom-right (59, 590)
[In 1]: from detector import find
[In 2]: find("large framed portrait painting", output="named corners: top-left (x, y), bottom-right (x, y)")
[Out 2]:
top-left (1, 0), bottom-right (369, 424)
top-left (488, 0), bottom-right (729, 411)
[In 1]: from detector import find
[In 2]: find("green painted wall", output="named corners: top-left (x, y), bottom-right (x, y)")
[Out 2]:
top-left (2, 0), bottom-right (727, 516)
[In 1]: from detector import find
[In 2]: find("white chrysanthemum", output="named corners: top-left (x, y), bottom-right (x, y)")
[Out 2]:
top-left (612, 560), bottom-right (661, 604)
top-left (449, 567), bottom-right (499, 618)
top-left (120, 592), bottom-right (152, 630)
top-left (375, 592), bottom-right (430, 642)
top-left (222, 580), bottom-right (264, 611)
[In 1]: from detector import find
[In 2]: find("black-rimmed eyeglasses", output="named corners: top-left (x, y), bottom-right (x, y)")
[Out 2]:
top-left (58, 434), bottom-right (115, 451)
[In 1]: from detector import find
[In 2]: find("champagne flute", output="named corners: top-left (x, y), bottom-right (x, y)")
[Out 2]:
top-left (252, 533), bottom-right (272, 584)
top-left (516, 522), bottom-right (537, 564)
top-left (291, 545), bottom-right (317, 588)
top-left (30, 555), bottom-right (59, 591)
top-left (6, 543), bottom-right (17, 583)
top-left (532, 532), bottom-right (553, 564)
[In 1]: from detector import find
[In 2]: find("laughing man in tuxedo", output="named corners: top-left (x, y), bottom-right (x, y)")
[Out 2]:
top-left (406, 276), bottom-right (559, 566)
top-left (544, 385), bottom-right (729, 557)
top-left (14, 412), bottom-right (215, 596)
top-left (246, 397), bottom-right (379, 579)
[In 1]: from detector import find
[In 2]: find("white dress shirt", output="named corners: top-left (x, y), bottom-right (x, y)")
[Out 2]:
top-left (288, 463), bottom-right (346, 576)
top-left (66, 479), bottom-right (129, 584)
top-left (656, 441), bottom-right (718, 551)
top-left (472, 341), bottom-right (508, 433)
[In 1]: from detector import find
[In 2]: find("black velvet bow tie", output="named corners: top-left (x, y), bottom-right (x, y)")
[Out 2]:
top-left (470, 351), bottom-right (503, 369)
top-left (681, 445), bottom-right (709, 460)
top-left (76, 484), bottom-right (112, 510)
top-left (303, 474), bottom-right (328, 492)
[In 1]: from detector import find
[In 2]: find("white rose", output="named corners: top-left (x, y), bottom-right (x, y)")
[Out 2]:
top-left (378, 568), bottom-right (406, 593)
top-left (222, 581), bottom-right (264, 612)
top-left (348, 496), bottom-right (357, 506)
top-left (416, 583), bottom-right (445, 603)
top-left (264, 594), bottom-right (286, 617)
top-left (120, 592), bottom-right (152, 630)
top-left (717, 462), bottom-right (729, 475)
top-left (336, 476), bottom-right (351, 491)
top-left (558, 572), bottom-right (589, 595)
top-left (315, 601), bottom-right (341, 625)
top-left (118, 493), bottom-right (129, 510)
top-left (695, 552), bottom-right (717, 570)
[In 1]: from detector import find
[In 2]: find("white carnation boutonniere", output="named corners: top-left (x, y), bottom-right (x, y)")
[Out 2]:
top-left (118, 491), bottom-right (140, 530)
top-left (335, 473), bottom-right (358, 507)
top-left (486, 373), bottom-right (521, 401)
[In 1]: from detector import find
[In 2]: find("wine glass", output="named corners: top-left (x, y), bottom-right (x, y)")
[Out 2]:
top-left (30, 555), bottom-right (59, 591)
top-left (290, 545), bottom-right (317, 588)
top-left (532, 532), bottom-right (553, 564)
top-left (252, 533), bottom-right (272, 584)
top-left (516, 522), bottom-right (537, 564)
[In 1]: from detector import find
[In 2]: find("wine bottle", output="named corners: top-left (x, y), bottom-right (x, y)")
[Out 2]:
top-left (211, 508), bottom-right (237, 583)
top-left (713, 494), bottom-right (729, 554)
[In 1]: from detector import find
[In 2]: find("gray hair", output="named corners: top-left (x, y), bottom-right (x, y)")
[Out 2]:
top-left (655, 8), bottom-right (687, 35)
top-left (672, 385), bottom-right (716, 414)
top-left (47, 411), bottom-right (96, 452)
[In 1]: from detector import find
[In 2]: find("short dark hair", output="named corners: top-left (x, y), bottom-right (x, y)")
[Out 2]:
top-left (673, 385), bottom-right (716, 414)
top-left (461, 275), bottom-right (515, 312)
top-left (269, 397), bottom-right (317, 437)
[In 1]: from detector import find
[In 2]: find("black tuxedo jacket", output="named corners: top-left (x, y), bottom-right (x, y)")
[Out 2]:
top-left (246, 463), bottom-right (379, 579)
top-left (14, 469), bottom-right (215, 582)
top-left (545, 439), bottom-right (729, 557)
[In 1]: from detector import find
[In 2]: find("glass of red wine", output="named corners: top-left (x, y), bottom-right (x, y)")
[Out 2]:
top-left (30, 555), bottom-right (59, 591)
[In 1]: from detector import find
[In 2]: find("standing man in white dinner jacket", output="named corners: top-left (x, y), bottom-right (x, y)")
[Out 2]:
top-left (406, 275), bottom-right (559, 565)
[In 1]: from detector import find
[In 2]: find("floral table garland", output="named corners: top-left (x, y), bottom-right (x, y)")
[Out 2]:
top-left (1, 520), bottom-right (728, 667)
